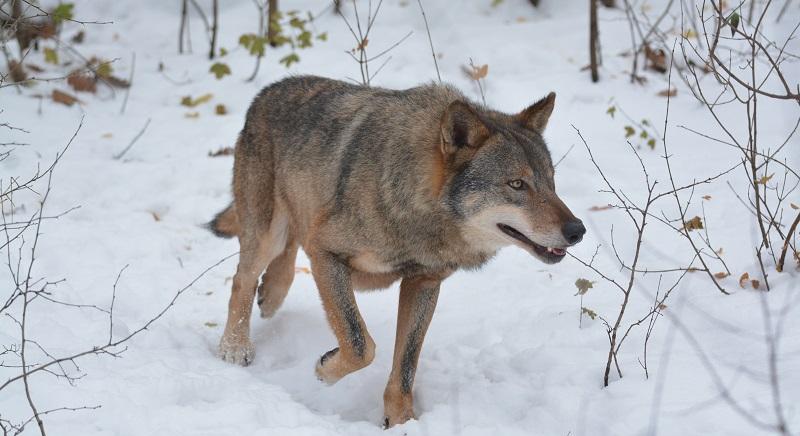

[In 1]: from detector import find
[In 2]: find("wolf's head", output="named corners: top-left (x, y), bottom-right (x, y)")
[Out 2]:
top-left (440, 93), bottom-right (584, 264)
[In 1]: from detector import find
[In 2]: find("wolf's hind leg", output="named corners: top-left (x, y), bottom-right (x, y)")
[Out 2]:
top-left (257, 241), bottom-right (298, 318)
top-left (219, 215), bottom-right (288, 366)
top-left (382, 276), bottom-right (441, 428)
top-left (308, 249), bottom-right (376, 384)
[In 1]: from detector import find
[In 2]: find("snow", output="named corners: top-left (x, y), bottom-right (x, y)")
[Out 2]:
top-left (1, 0), bottom-right (798, 435)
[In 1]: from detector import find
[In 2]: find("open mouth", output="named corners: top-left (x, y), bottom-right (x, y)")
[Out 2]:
top-left (497, 223), bottom-right (566, 262)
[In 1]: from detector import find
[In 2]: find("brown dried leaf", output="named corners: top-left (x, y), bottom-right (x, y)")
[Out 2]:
top-left (295, 266), bottom-right (311, 274)
top-left (683, 216), bottom-right (704, 231)
top-left (791, 203), bottom-right (799, 210)
top-left (702, 195), bottom-right (712, 200)
top-left (102, 75), bottom-right (130, 88)
top-left (657, 88), bottom-right (677, 97)
top-left (71, 30), bottom-right (85, 44)
top-left (52, 89), bottom-right (79, 106)
top-left (215, 104), bottom-right (227, 115)
top-left (150, 211), bottom-right (161, 221)
top-left (589, 204), bottom-right (613, 211)
top-left (25, 63), bottom-right (44, 73)
top-left (644, 44), bottom-right (668, 73)
top-left (467, 64), bottom-right (488, 80)
top-left (714, 272), bottom-right (729, 279)
top-left (657, 303), bottom-right (668, 311)
top-left (208, 146), bottom-right (234, 157)
top-left (739, 272), bottom-right (750, 288)
top-left (67, 71), bottom-right (97, 93)
top-left (750, 279), bottom-right (760, 290)
top-left (8, 60), bottom-right (27, 83)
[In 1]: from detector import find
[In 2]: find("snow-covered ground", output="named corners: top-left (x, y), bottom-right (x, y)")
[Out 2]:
top-left (2, 1), bottom-right (798, 435)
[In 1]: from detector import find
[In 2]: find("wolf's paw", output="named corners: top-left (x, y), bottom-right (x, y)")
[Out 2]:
top-left (314, 347), bottom-right (342, 384)
top-left (257, 296), bottom-right (279, 319)
top-left (383, 389), bottom-right (415, 428)
top-left (382, 411), bottom-right (415, 429)
top-left (218, 336), bottom-right (255, 366)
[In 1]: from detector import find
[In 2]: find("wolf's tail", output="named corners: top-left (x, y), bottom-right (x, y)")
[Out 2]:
top-left (207, 204), bottom-right (239, 238)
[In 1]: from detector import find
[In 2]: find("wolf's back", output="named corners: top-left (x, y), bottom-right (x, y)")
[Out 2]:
top-left (207, 76), bottom-right (462, 239)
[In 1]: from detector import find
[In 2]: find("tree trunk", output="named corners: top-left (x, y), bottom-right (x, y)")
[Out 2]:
top-left (178, 0), bottom-right (188, 54)
top-left (589, 0), bottom-right (600, 82)
top-left (209, 0), bottom-right (218, 59)
top-left (267, 0), bottom-right (279, 47)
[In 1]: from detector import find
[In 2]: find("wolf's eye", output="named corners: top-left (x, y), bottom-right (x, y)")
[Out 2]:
top-left (507, 179), bottom-right (525, 190)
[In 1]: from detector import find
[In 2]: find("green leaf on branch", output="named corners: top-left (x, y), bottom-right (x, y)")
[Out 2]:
top-left (280, 53), bottom-right (300, 68)
top-left (574, 278), bottom-right (595, 296)
top-left (624, 125), bottom-right (635, 138)
top-left (728, 11), bottom-right (740, 37)
top-left (52, 3), bottom-right (75, 23)
top-left (297, 30), bottom-right (312, 48)
top-left (96, 62), bottom-right (112, 78)
top-left (209, 62), bottom-right (231, 79)
top-left (756, 173), bottom-right (774, 185)
top-left (180, 93), bottom-right (213, 107)
top-left (44, 47), bottom-right (58, 64)
top-left (239, 33), bottom-right (267, 57)
top-left (581, 307), bottom-right (597, 320)
top-left (289, 16), bottom-right (305, 30)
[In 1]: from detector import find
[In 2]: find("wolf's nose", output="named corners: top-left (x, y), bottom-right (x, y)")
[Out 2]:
top-left (562, 220), bottom-right (586, 245)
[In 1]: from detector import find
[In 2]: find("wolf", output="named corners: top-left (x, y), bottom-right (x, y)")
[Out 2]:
top-left (208, 75), bottom-right (585, 427)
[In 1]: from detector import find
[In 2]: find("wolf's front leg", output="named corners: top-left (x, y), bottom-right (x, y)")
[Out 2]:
top-left (309, 249), bottom-right (376, 384)
top-left (383, 276), bottom-right (441, 428)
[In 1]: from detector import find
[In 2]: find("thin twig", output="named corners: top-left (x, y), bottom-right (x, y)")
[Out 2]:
top-left (119, 52), bottom-right (136, 115)
top-left (776, 210), bottom-right (800, 272)
top-left (113, 118), bottom-right (151, 160)
top-left (415, 0), bottom-right (441, 83)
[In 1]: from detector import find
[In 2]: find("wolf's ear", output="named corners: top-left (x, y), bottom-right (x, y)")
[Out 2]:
top-left (515, 92), bottom-right (556, 133)
top-left (440, 101), bottom-right (490, 155)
